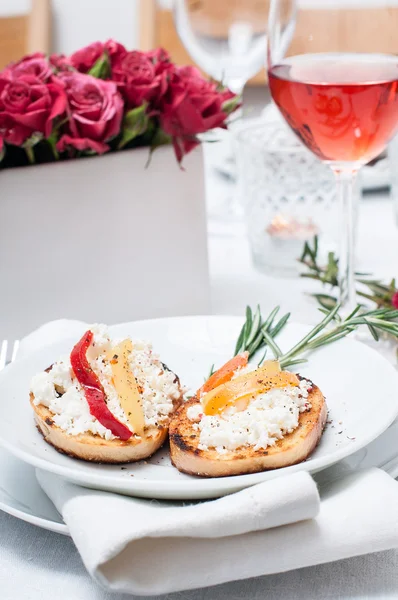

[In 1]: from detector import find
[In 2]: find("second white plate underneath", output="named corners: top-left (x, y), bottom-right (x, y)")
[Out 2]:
top-left (0, 317), bottom-right (397, 500)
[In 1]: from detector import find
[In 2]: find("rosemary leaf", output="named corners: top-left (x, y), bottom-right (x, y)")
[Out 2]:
top-left (244, 306), bottom-right (253, 343)
top-left (234, 322), bottom-right (246, 355)
top-left (313, 294), bottom-right (338, 310)
top-left (345, 304), bottom-right (362, 321)
top-left (247, 330), bottom-right (265, 357)
top-left (263, 306), bottom-right (280, 331)
top-left (262, 329), bottom-right (283, 359)
top-left (281, 303), bottom-right (341, 362)
top-left (367, 323), bottom-right (379, 341)
top-left (257, 348), bottom-right (267, 367)
top-left (280, 357), bottom-right (308, 368)
top-left (246, 305), bottom-right (261, 348)
top-left (270, 312), bottom-right (291, 337)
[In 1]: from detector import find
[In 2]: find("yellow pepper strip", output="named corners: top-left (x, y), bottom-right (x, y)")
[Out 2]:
top-left (108, 339), bottom-right (145, 436)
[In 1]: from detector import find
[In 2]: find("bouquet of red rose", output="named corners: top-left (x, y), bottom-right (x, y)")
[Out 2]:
top-left (0, 40), bottom-right (240, 169)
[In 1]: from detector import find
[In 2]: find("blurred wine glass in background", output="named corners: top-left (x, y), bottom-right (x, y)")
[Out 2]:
top-left (173, 0), bottom-right (295, 227)
top-left (173, 0), bottom-right (270, 95)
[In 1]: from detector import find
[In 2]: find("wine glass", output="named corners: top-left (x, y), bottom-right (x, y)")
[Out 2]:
top-left (267, 0), bottom-right (398, 311)
top-left (173, 0), bottom-right (279, 226)
top-left (173, 0), bottom-right (269, 96)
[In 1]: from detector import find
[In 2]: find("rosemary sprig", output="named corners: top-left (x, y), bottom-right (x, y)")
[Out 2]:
top-left (233, 303), bottom-right (398, 371)
top-left (299, 236), bottom-right (398, 310)
top-left (279, 305), bottom-right (398, 368)
top-left (234, 304), bottom-right (291, 360)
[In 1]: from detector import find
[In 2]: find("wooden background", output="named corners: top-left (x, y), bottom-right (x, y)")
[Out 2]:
top-left (0, 0), bottom-right (50, 70)
top-left (140, 0), bottom-right (398, 85)
top-left (1, 1), bottom-right (398, 81)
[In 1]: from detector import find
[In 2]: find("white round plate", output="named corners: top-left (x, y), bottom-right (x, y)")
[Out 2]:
top-left (2, 418), bottom-right (398, 536)
top-left (0, 316), bottom-right (397, 500)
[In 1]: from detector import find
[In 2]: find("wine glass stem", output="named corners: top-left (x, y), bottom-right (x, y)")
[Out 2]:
top-left (224, 78), bottom-right (245, 96)
top-left (332, 167), bottom-right (358, 313)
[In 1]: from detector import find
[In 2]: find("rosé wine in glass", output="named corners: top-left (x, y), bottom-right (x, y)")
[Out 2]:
top-left (268, 53), bottom-right (398, 165)
top-left (267, 0), bottom-right (398, 311)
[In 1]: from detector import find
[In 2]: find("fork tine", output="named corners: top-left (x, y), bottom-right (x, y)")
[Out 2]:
top-left (11, 340), bottom-right (19, 363)
top-left (0, 340), bottom-right (8, 371)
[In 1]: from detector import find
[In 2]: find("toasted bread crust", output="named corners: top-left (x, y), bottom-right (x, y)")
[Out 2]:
top-left (169, 383), bottom-right (327, 477)
top-left (30, 392), bottom-right (179, 464)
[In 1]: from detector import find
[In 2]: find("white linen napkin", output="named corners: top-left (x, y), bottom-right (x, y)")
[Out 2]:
top-left (22, 320), bottom-right (398, 595)
top-left (37, 469), bottom-right (320, 595)
top-left (36, 468), bottom-right (398, 596)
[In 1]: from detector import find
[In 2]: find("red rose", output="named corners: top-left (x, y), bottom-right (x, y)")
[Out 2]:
top-left (56, 72), bottom-right (123, 155)
top-left (70, 40), bottom-right (126, 73)
top-left (49, 54), bottom-right (72, 72)
top-left (159, 67), bottom-right (235, 162)
top-left (146, 47), bottom-right (172, 75)
top-left (2, 53), bottom-right (53, 82)
top-left (0, 75), bottom-right (66, 146)
top-left (111, 50), bottom-right (165, 108)
top-left (392, 291), bottom-right (398, 309)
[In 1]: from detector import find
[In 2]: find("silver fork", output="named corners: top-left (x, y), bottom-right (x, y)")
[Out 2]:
top-left (0, 340), bottom-right (19, 371)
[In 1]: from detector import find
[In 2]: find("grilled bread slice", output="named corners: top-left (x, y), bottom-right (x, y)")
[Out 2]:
top-left (30, 393), bottom-right (181, 464)
top-left (169, 383), bottom-right (327, 477)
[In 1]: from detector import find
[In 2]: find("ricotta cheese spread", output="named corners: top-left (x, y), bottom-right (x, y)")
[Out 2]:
top-left (30, 324), bottom-right (182, 440)
top-left (188, 378), bottom-right (312, 453)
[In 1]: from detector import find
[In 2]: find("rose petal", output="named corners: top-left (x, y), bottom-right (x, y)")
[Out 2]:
top-left (57, 134), bottom-right (109, 154)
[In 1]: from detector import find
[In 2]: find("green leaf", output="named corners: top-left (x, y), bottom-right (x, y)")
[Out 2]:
top-left (88, 53), bottom-right (110, 79)
top-left (23, 132), bottom-right (43, 150)
top-left (280, 358), bottom-right (308, 368)
top-left (356, 279), bottom-right (390, 297)
top-left (222, 94), bottom-right (242, 117)
top-left (244, 306), bottom-right (253, 344)
top-left (263, 306), bottom-right (280, 332)
top-left (118, 105), bottom-right (149, 150)
top-left (313, 294), bottom-right (338, 310)
top-left (145, 127), bottom-right (173, 168)
top-left (324, 252), bottom-right (339, 285)
top-left (262, 329), bottom-right (283, 359)
top-left (46, 131), bottom-right (59, 160)
top-left (245, 305), bottom-right (261, 348)
top-left (345, 305), bottom-right (361, 321)
top-left (234, 322), bottom-right (246, 356)
top-left (314, 234), bottom-right (319, 257)
top-left (257, 348), bottom-right (267, 367)
top-left (367, 323), bottom-right (379, 341)
top-left (270, 312), bottom-right (290, 337)
top-left (300, 240), bottom-right (311, 262)
top-left (247, 331), bottom-right (265, 357)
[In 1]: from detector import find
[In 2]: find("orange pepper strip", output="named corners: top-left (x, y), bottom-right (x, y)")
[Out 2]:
top-left (196, 352), bottom-right (249, 399)
top-left (202, 370), bottom-right (299, 416)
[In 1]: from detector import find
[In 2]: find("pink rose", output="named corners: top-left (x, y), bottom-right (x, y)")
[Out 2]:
top-left (70, 40), bottom-right (126, 73)
top-left (2, 53), bottom-right (53, 82)
top-left (0, 75), bottom-right (66, 146)
top-left (56, 72), bottom-right (123, 154)
top-left (159, 67), bottom-right (236, 162)
top-left (111, 50), bottom-right (165, 108)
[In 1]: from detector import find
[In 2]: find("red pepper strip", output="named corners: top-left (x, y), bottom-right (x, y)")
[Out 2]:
top-left (70, 330), bottom-right (132, 441)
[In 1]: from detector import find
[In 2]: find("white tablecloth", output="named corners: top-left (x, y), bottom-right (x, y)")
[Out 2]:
top-left (1, 188), bottom-right (398, 599)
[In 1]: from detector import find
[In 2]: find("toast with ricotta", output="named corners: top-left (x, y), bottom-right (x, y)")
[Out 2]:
top-left (30, 324), bottom-right (184, 463)
top-left (170, 361), bottom-right (327, 477)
